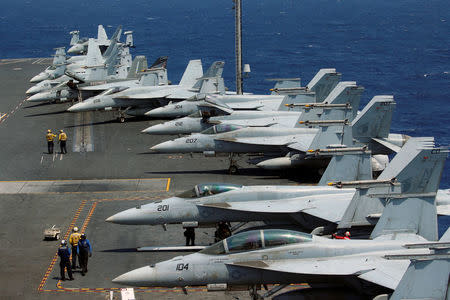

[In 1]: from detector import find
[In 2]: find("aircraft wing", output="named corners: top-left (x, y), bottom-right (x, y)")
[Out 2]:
top-left (199, 192), bottom-right (353, 223)
top-left (227, 103), bottom-right (265, 110)
top-left (228, 254), bottom-right (408, 290)
top-left (216, 134), bottom-right (316, 151)
top-left (113, 90), bottom-right (171, 100)
top-left (372, 138), bottom-right (401, 153)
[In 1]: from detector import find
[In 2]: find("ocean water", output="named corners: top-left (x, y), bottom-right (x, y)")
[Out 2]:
top-left (0, 0), bottom-right (449, 233)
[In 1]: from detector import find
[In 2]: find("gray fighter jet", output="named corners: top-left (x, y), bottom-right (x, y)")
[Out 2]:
top-left (66, 60), bottom-right (225, 119)
top-left (29, 47), bottom-right (66, 83)
top-left (112, 146), bottom-right (448, 299)
top-left (107, 137), bottom-right (450, 235)
top-left (142, 81), bottom-right (363, 135)
top-left (27, 39), bottom-right (140, 103)
top-left (67, 25), bottom-right (126, 55)
top-left (27, 55), bottom-right (152, 104)
top-left (150, 96), bottom-right (405, 172)
top-left (145, 68), bottom-right (342, 118)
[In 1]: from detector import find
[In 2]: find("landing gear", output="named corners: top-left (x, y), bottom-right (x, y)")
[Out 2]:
top-left (228, 153), bottom-right (239, 174)
top-left (117, 110), bottom-right (126, 123)
top-left (119, 116), bottom-right (125, 123)
top-left (249, 285), bottom-right (263, 300)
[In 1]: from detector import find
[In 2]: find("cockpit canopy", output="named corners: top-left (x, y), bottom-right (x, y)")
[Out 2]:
top-left (200, 124), bottom-right (244, 135)
top-left (176, 183), bottom-right (242, 198)
top-left (200, 229), bottom-right (312, 255)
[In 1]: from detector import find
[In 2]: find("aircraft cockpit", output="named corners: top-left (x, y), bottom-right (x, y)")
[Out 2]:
top-left (200, 229), bottom-right (313, 255)
top-left (176, 183), bottom-right (242, 199)
top-left (200, 124), bottom-right (244, 135)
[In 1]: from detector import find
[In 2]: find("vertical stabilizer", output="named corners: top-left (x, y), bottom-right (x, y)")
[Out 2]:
top-left (297, 81), bottom-right (364, 125)
top-left (179, 60), bottom-right (203, 87)
top-left (318, 148), bottom-right (372, 186)
top-left (124, 31), bottom-right (133, 47)
top-left (352, 96), bottom-right (396, 139)
top-left (306, 68), bottom-right (342, 102)
top-left (389, 254), bottom-right (450, 300)
top-left (110, 25), bottom-right (123, 42)
top-left (85, 39), bottom-right (104, 67)
top-left (370, 143), bottom-right (448, 241)
top-left (52, 47), bottom-right (66, 65)
top-left (127, 56), bottom-right (148, 79)
top-left (69, 30), bottom-right (79, 46)
top-left (97, 25), bottom-right (108, 44)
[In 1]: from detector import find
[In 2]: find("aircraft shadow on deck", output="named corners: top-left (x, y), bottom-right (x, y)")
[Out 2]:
top-left (23, 102), bottom-right (61, 109)
top-left (24, 110), bottom-right (69, 117)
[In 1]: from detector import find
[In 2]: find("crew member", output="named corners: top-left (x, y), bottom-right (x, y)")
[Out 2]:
top-left (57, 240), bottom-right (74, 281)
top-left (68, 227), bottom-right (81, 269)
top-left (77, 234), bottom-right (92, 276)
top-left (58, 129), bottom-right (68, 154)
top-left (184, 227), bottom-right (195, 246)
top-left (214, 221), bottom-right (231, 242)
top-left (46, 129), bottom-right (56, 154)
top-left (332, 231), bottom-right (351, 240)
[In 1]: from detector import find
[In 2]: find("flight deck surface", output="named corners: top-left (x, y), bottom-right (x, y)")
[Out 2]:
top-left (0, 58), bottom-right (304, 299)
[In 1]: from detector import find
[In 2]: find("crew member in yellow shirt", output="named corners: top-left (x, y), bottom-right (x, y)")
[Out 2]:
top-left (45, 129), bottom-right (56, 154)
top-left (58, 129), bottom-right (68, 154)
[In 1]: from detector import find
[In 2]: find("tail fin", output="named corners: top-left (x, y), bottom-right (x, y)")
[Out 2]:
top-left (267, 78), bottom-right (301, 95)
top-left (110, 25), bottom-right (123, 42)
top-left (103, 38), bottom-right (117, 60)
top-left (318, 148), bottom-right (373, 186)
top-left (351, 96), bottom-right (396, 139)
top-left (52, 47), bottom-right (66, 65)
top-left (124, 31), bottom-right (134, 47)
top-left (85, 39), bottom-right (103, 67)
top-left (104, 44), bottom-right (120, 76)
top-left (306, 68), bottom-right (342, 102)
top-left (278, 94), bottom-right (317, 111)
top-left (296, 81), bottom-right (364, 126)
top-left (69, 30), bottom-right (79, 46)
top-left (179, 59), bottom-right (203, 86)
top-left (190, 61), bottom-right (225, 92)
top-left (388, 252), bottom-right (450, 300)
top-left (97, 25), bottom-right (108, 44)
top-left (370, 142), bottom-right (448, 241)
top-left (138, 56), bottom-right (168, 85)
top-left (127, 56), bottom-right (148, 79)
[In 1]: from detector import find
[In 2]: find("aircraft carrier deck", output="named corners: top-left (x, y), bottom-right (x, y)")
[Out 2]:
top-left (0, 58), bottom-right (307, 299)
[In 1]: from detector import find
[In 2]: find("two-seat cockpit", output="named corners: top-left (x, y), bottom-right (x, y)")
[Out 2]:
top-left (200, 124), bottom-right (245, 135)
top-left (176, 183), bottom-right (242, 199)
top-left (200, 229), bottom-right (313, 255)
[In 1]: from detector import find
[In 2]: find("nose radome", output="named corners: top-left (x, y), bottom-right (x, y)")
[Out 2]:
top-left (141, 124), bottom-right (167, 134)
top-left (150, 141), bottom-right (176, 153)
top-left (67, 102), bottom-right (86, 112)
top-left (105, 208), bottom-right (137, 224)
top-left (145, 107), bottom-right (167, 117)
top-left (112, 266), bottom-right (156, 286)
top-left (30, 73), bottom-right (48, 83)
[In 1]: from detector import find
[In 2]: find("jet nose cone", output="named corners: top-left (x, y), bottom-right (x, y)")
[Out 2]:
top-left (113, 266), bottom-right (155, 286)
top-left (27, 91), bottom-right (53, 102)
top-left (142, 124), bottom-right (166, 135)
top-left (30, 73), bottom-right (48, 83)
top-left (26, 86), bottom-right (39, 95)
top-left (67, 102), bottom-right (85, 112)
top-left (145, 107), bottom-right (167, 118)
top-left (150, 141), bottom-right (175, 153)
top-left (67, 45), bottom-right (82, 54)
top-left (105, 210), bottom-right (131, 224)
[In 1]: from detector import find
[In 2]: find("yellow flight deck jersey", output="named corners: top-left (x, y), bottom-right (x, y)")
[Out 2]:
top-left (69, 232), bottom-right (81, 246)
top-left (46, 133), bottom-right (56, 142)
top-left (59, 132), bottom-right (67, 141)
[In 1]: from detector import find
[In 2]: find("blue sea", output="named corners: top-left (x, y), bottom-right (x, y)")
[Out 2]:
top-left (0, 0), bottom-right (449, 234)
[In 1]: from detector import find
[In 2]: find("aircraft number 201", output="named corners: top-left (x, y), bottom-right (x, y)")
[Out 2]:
top-left (176, 263), bottom-right (189, 271)
top-left (157, 205), bottom-right (169, 211)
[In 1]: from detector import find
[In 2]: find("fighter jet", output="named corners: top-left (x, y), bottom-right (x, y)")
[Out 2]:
top-left (67, 25), bottom-right (125, 55)
top-left (150, 96), bottom-right (404, 172)
top-left (27, 54), bottom-right (153, 104)
top-left (66, 60), bottom-right (226, 120)
top-left (145, 68), bottom-right (341, 118)
top-left (112, 146), bottom-right (448, 299)
top-left (27, 39), bottom-right (141, 103)
top-left (107, 137), bottom-right (450, 235)
top-left (142, 81), bottom-right (363, 135)
top-left (29, 47), bottom-right (66, 83)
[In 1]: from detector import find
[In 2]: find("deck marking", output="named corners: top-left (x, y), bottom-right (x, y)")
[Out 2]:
top-left (165, 177), bottom-right (171, 191)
